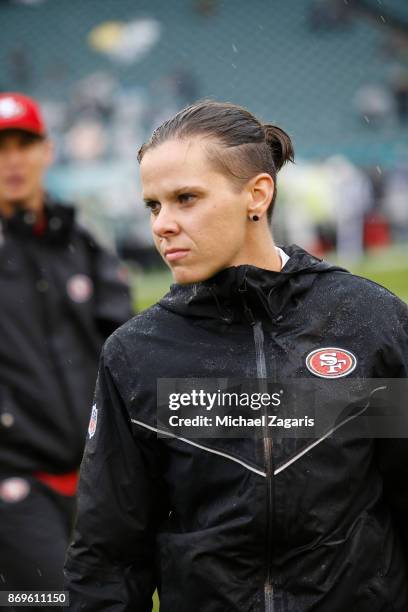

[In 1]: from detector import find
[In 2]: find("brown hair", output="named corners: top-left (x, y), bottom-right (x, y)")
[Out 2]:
top-left (137, 100), bottom-right (294, 220)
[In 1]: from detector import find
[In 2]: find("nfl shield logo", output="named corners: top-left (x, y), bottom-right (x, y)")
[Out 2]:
top-left (88, 404), bottom-right (98, 438)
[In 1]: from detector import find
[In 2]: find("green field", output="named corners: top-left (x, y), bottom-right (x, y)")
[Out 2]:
top-left (133, 245), bottom-right (408, 612)
top-left (346, 247), bottom-right (408, 303)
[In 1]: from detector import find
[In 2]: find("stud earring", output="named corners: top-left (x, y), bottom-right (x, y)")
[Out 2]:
top-left (251, 215), bottom-right (259, 222)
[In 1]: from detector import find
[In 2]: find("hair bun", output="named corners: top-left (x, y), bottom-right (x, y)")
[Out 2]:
top-left (263, 124), bottom-right (295, 172)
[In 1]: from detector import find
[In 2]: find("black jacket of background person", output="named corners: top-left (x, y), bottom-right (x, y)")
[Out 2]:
top-left (65, 245), bottom-right (408, 612)
top-left (0, 198), bottom-right (133, 476)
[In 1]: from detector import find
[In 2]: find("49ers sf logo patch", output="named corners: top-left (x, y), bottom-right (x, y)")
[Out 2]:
top-left (306, 348), bottom-right (357, 379)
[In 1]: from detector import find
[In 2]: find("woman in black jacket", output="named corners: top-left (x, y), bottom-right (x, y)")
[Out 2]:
top-left (65, 101), bottom-right (408, 611)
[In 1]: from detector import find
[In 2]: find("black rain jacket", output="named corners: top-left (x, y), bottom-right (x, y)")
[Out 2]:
top-left (0, 198), bottom-right (133, 476)
top-left (65, 244), bottom-right (408, 611)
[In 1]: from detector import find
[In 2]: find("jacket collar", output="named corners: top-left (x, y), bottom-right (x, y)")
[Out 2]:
top-left (159, 245), bottom-right (347, 324)
top-left (1, 195), bottom-right (75, 244)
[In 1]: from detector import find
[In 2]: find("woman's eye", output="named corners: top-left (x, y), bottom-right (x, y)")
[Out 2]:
top-left (145, 201), bottom-right (161, 215)
top-left (178, 193), bottom-right (195, 203)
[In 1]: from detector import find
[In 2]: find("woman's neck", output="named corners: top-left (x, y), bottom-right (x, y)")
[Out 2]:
top-left (229, 227), bottom-right (281, 272)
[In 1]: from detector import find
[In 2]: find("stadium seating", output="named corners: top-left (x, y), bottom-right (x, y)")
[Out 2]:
top-left (1, 0), bottom-right (407, 164)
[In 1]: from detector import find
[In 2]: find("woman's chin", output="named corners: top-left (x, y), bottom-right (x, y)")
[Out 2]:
top-left (171, 265), bottom-right (212, 285)
top-left (172, 271), bottom-right (200, 285)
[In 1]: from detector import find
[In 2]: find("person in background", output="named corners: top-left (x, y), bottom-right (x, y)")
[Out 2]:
top-left (0, 92), bottom-right (133, 597)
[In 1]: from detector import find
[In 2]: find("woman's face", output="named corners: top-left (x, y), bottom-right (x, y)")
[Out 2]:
top-left (140, 138), bottom-right (253, 284)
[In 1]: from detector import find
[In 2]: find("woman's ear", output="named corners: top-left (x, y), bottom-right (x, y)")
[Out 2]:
top-left (247, 173), bottom-right (274, 220)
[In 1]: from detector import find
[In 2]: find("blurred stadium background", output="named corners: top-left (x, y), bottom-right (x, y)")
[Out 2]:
top-left (1, 2), bottom-right (407, 609)
top-left (1, 0), bottom-right (407, 311)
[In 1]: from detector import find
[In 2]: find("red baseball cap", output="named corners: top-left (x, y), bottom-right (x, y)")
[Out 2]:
top-left (0, 92), bottom-right (46, 137)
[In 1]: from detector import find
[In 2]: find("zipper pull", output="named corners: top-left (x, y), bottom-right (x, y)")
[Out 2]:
top-left (238, 272), bottom-right (256, 325)
top-left (244, 305), bottom-right (256, 326)
top-left (240, 291), bottom-right (256, 325)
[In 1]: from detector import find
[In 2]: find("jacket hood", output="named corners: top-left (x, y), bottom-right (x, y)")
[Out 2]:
top-left (159, 244), bottom-right (348, 324)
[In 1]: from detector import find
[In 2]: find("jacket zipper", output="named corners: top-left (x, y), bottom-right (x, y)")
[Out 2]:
top-left (239, 281), bottom-right (275, 611)
top-left (252, 320), bottom-right (274, 612)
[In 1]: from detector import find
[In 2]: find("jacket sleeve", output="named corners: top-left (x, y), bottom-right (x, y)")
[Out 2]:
top-left (376, 296), bottom-right (408, 560)
top-left (85, 231), bottom-right (134, 337)
top-left (64, 343), bottom-right (167, 611)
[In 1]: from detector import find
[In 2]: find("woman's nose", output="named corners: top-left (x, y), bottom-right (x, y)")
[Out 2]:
top-left (152, 207), bottom-right (180, 238)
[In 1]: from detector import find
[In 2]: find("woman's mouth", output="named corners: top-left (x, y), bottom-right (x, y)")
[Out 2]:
top-left (164, 249), bottom-right (190, 262)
